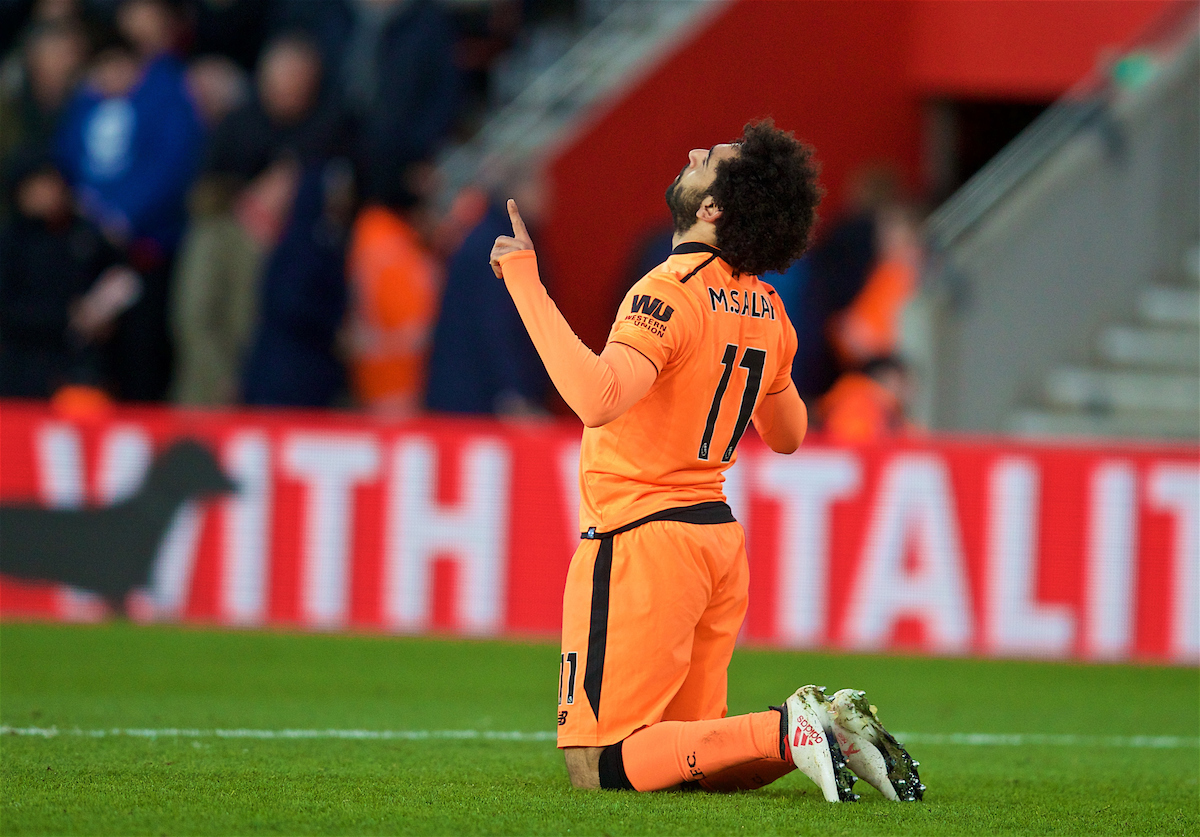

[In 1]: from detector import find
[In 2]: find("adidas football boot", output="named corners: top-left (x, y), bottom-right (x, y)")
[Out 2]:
top-left (783, 685), bottom-right (858, 802)
top-left (830, 689), bottom-right (924, 802)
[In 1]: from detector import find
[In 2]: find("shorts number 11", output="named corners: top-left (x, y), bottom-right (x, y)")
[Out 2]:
top-left (559, 651), bottom-right (578, 705)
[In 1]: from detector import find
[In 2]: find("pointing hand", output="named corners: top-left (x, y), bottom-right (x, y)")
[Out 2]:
top-left (490, 199), bottom-right (535, 278)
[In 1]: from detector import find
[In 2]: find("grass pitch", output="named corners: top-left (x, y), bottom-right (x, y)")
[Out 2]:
top-left (1, 622), bottom-right (1196, 835)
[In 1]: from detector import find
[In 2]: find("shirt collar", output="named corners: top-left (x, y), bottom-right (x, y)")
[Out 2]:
top-left (671, 241), bottom-right (721, 257)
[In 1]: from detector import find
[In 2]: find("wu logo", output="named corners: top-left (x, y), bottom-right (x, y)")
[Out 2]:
top-left (630, 295), bottom-right (674, 322)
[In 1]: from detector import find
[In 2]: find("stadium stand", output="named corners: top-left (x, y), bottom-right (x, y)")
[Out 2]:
top-left (917, 4), bottom-right (1199, 438)
top-left (439, 0), bottom-right (726, 197)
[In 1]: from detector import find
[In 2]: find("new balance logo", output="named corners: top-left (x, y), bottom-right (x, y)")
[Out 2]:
top-left (558, 711), bottom-right (568, 726)
top-left (630, 295), bottom-right (674, 322)
top-left (793, 715), bottom-right (824, 747)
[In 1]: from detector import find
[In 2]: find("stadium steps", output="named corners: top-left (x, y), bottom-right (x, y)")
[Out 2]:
top-left (439, 0), bottom-right (729, 192)
top-left (1137, 284), bottom-right (1200, 328)
top-left (1096, 324), bottom-right (1199, 372)
top-left (1009, 406), bottom-right (1199, 439)
top-left (1009, 245), bottom-right (1200, 441)
top-left (1043, 367), bottom-right (1198, 413)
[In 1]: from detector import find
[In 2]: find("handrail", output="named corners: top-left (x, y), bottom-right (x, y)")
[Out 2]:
top-left (924, 0), bottom-right (1200, 253)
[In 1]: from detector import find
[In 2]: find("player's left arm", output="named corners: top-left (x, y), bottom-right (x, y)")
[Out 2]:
top-left (491, 201), bottom-right (657, 427)
top-left (753, 381), bottom-right (807, 454)
top-left (752, 305), bottom-right (807, 453)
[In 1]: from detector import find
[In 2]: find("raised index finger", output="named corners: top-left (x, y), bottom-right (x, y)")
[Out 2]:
top-left (507, 199), bottom-right (530, 242)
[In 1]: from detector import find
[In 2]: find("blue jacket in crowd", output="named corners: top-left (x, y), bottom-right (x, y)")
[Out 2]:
top-left (241, 164), bottom-right (348, 408)
top-left (55, 55), bottom-right (203, 254)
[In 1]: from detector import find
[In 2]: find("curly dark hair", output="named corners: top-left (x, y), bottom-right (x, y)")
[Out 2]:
top-left (709, 119), bottom-right (823, 276)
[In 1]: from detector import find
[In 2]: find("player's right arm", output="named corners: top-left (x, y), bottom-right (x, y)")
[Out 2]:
top-left (490, 200), bottom-right (658, 427)
top-left (752, 380), bottom-right (807, 454)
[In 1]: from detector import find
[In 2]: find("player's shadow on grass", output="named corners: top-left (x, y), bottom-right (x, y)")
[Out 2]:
top-left (0, 438), bottom-right (236, 613)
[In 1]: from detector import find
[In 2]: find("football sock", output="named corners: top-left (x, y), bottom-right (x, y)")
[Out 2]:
top-left (697, 758), bottom-right (796, 792)
top-left (619, 710), bottom-right (790, 792)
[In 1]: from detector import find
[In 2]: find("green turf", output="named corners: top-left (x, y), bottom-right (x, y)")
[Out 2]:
top-left (1, 622), bottom-right (1196, 835)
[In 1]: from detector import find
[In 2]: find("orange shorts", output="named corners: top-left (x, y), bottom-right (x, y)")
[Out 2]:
top-left (556, 510), bottom-right (749, 748)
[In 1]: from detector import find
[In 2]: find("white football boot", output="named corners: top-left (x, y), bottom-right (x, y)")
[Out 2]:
top-left (830, 689), bottom-right (924, 802)
top-left (783, 685), bottom-right (858, 802)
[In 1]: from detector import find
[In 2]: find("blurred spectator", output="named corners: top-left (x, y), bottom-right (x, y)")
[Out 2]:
top-left (817, 355), bottom-right (914, 444)
top-left (273, 0), bottom-right (462, 177)
top-left (172, 32), bottom-right (345, 407)
top-left (203, 31), bottom-right (345, 181)
top-left (0, 0), bottom-right (31, 57)
top-left (36, 0), bottom-right (81, 20)
top-left (618, 224), bottom-right (673, 293)
top-left (188, 0), bottom-right (270, 72)
top-left (55, 27), bottom-right (201, 252)
top-left (0, 19), bottom-right (89, 182)
top-left (170, 154), bottom-right (296, 406)
top-left (54, 26), bottom-right (203, 399)
top-left (241, 159), bottom-right (351, 408)
top-left (184, 53), bottom-right (247, 129)
top-left (792, 165), bottom-right (903, 401)
top-left (116, 0), bottom-right (186, 60)
top-left (446, 0), bottom-right (520, 135)
top-left (762, 254), bottom-right (810, 323)
top-left (168, 166), bottom-right (278, 406)
top-left (829, 204), bottom-right (923, 368)
top-left (427, 179), bottom-right (488, 257)
top-left (426, 168), bottom-right (548, 416)
top-left (0, 151), bottom-right (138, 397)
top-left (345, 158), bottom-right (440, 418)
top-left (0, 0), bottom-right (85, 57)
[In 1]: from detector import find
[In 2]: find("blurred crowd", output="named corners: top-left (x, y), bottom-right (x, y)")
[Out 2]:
top-left (0, 0), bottom-right (555, 419)
top-left (0, 0), bottom-right (921, 440)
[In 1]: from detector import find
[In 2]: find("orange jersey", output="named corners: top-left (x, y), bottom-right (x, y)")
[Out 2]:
top-left (817, 371), bottom-right (905, 443)
top-left (347, 205), bottom-right (440, 410)
top-left (829, 255), bottom-right (917, 365)
top-left (579, 242), bottom-right (797, 532)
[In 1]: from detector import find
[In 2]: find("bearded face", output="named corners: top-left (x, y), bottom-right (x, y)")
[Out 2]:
top-left (665, 168), bottom-right (708, 235)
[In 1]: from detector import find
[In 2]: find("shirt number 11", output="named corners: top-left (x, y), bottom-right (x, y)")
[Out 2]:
top-left (698, 344), bottom-right (766, 463)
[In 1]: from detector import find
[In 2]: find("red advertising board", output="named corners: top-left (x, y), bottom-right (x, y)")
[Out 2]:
top-left (1, 401), bottom-right (1196, 664)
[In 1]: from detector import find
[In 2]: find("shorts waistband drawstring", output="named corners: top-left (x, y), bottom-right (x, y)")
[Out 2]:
top-left (580, 501), bottom-right (735, 540)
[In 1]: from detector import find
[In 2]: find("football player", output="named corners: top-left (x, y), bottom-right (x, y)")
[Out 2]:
top-left (491, 120), bottom-right (922, 801)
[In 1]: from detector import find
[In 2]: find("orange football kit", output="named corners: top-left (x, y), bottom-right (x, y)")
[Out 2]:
top-left (498, 242), bottom-right (798, 785)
